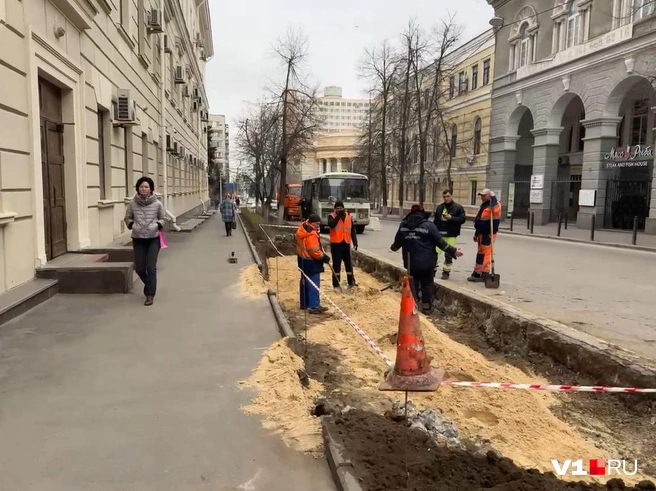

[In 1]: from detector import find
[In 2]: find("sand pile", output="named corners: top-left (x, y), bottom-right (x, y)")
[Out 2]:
top-left (238, 263), bottom-right (268, 298)
top-left (240, 257), bottom-right (653, 485)
top-left (240, 338), bottom-right (325, 456)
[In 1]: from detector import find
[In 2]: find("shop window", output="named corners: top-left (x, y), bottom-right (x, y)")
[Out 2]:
top-left (631, 99), bottom-right (649, 146)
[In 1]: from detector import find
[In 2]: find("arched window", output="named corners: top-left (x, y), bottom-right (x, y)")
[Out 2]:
top-left (450, 125), bottom-right (458, 158)
top-left (473, 118), bottom-right (482, 155)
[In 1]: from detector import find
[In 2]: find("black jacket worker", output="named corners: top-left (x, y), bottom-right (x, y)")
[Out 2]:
top-left (433, 190), bottom-right (466, 280)
top-left (391, 204), bottom-right (462, 313)
top-left (327, 201), bottom-right (358, 288)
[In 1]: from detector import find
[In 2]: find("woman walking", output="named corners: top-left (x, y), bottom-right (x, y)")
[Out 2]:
top-left (125, 177), bottom-right (165, 306)
top-left (220, 194), bottom-right (237, 236)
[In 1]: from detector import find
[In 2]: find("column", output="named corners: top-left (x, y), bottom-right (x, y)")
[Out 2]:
top-left (529, 127), bottom-right (563, 225)
top-left (646, 106), bottom-right (656, 234)
top-left (576, 117), bottom-right (622, 229)
top-left (487, 136), bottom-right (519, 220)
top-left (336, 158), bottom-right (342, 172)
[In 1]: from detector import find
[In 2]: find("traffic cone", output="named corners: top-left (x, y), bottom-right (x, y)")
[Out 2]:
top-left (379, 275), bottom-right (444, 392)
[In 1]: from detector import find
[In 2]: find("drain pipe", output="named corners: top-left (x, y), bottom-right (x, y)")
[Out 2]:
top-left (199, 197), bottom-right (207, 214)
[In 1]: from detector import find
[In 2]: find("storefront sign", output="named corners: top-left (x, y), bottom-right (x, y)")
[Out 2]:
top-left (529, 189), bottom-right (543, 204)
top-left (604, 145), bottom-right (653, 169)
top-left (579, 189), bottom-right (596, 207)
top-left (530, 174), bottom-right (544, 190)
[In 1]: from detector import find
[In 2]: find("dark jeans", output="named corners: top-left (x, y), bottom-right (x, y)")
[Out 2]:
top-left (410, 268), bottom-right (435, 306)
top-left (224, 221), bottom-right (233, 236)
top-left (133, 237), bottom-right (161, 297)
top-left (330, 242), bottom-right (355, 287)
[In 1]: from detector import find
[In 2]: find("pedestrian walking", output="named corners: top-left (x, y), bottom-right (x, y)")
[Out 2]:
top-left (220, 194), bottom-right (237, 236)
top-left (433, 190), bottom-right (466, 280)
top-left (468, 189), bottom-right (502, 283)
top-left (327, 201), bottom-right (358, 289)
top-left (390, 204), bottom-right (463, 314)
top-left (124, 177), bottom-right (166, 306)
top-left (296, 214), bottom-right (331, 314)
top-left (235, 196), bottom-right (241, 207)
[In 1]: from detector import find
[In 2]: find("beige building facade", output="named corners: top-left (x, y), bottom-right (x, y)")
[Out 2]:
top-left (387, 29), bottom-right (495, 215)
top-left (0, 0), bottom-right (213, 294)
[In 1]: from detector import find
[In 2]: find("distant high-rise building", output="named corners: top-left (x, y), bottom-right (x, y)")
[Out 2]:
top-left (208, 115), bottom-right (230, 195)
top-left (317, 86), bottom-right (371, 133)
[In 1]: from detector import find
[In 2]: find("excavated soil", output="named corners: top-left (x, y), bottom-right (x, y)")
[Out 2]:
top-left (238, 250), bottom-right (656, 490)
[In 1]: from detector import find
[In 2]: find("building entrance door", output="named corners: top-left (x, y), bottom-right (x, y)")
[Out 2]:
top-left (39, 77), bottom-right (67, 260)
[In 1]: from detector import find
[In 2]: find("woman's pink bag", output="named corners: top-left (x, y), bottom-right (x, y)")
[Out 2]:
top-left (159, 230), bottom-right (168, 249)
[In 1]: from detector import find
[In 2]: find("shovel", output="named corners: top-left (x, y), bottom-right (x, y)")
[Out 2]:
top-left (328, 264), bottom-right (348, 294)
top-left (485, 204), bottom-right (501, 289)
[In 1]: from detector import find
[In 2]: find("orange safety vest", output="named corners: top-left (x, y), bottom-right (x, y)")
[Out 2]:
top-left (296, 222), bottom-right (324, 260)
top-left (329, 212), bottom-right (352, 244)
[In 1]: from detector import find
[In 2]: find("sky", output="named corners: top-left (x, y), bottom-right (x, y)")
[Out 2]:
top-left (204, 0), bottom-right (495, 170)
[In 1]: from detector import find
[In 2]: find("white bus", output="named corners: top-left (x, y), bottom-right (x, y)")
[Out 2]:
top-left (300, 172), bottom-right (370, 234)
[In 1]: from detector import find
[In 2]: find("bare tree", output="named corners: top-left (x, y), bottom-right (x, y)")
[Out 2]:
top-left (410, 18), bottom-right (460, 205)
top-left (271, 28), bottom-right (322, 223)
top-left (359, 40), bottom-right (399, 215)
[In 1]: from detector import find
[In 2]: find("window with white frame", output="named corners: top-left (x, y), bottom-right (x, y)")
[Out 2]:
top-left (519, 24), bottom-right (531, 67)
top-left (553, 0), bottom-right (592, 52)
top-left (612, 0), bottom-right (631, 27)
top-left (510, 23), bottom-right (535, 70)
top-left (565, 1), bottom-right (579, 49)
top-left (634, 0), bottom-right (655, 21)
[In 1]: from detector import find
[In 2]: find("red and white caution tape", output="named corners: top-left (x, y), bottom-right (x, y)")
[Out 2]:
top-left (259, 225), bottom-right (393, 367)
top-left (258, 225), bottom-right (656, 395)
top-left (441, 381), bottom-right (656, 393)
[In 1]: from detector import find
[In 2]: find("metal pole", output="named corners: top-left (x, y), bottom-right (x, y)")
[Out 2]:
top-left (632, 216), bottom-right (638, 245)
top-left (590, 215), bottom-right (596, 241)
top-left (159, 8), bottom-right (168, 210)
top-left (557, 213), bottom-right (562, 237)
top-left (509, 212), bottom-right (514, 232)
top-left (526, 212), bottom-right (530, 230)
top-left (564, 212), bottom-right (568, 230)
top-left (530, 212), bottom-right (534, 234)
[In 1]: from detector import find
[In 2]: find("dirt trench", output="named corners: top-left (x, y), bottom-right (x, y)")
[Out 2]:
top-left (238, 245), bottom-right (655, 491)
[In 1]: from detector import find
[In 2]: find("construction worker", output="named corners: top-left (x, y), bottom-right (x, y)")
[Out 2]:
top-left (390, 204), bottom-right (463, 314)
top-left (468, 189), bottom-right (502, 282)
top-left (296, 214), bottom-right (331, 314)
top-left (328, 201), bottom-right (358, 289)
top-left (433, 189), bottom-right (466, 280)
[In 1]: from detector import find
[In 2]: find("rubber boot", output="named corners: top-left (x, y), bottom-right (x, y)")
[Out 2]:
top-left (467, 272), bottom-right (485, 283)
top-left (441, 271), bottom-right (450, 280)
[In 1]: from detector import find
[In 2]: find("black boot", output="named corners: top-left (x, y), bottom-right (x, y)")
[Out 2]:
top-left (441, 271), bottom-right (450, 280)
top-left (144, 296), bottom-right (154, 306)
top-left (467, 272), bottom-right (485, 283)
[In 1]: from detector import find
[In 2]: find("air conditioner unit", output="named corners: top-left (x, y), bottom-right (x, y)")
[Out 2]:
top-left (182, 85), bottom-right (190, 97)
top-left (164, 35), bottom-right (172, 54)
top-left (192, 100), bottom-right (199, 111)
top-left (174, 66), bottom-right (184, 84)
top-left (172, 142), bottom-right (179, 154)
top-left (147, 9), bottom-right (163, 32)
top-left (166, 134), bottom-right (174, 151)
top-left (179, 146), bottom-right (186, 158)
top-left (558, 156), bottom-right (570, 165)
top-left (113, 89), bottom-right (137, 125)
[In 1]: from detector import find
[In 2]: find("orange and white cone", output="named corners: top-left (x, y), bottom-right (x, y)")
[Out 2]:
top-left (379, 275), bottom-right (444, 392)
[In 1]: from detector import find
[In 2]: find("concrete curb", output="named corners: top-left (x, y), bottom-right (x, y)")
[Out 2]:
top-left (372, 215), bottom-right (656, 253)
top-left (237, 212), bottom-right (264, 272)
top-left (322, 417), bottom-right (364, 491)
top-left (352, 248), bottom-right (656, 398)
top-left (266, 289), bottom-right (296, 339)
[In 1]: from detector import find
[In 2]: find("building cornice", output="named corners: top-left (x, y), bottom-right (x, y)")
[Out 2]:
top-left (492, 27), bottom-right (656, 100)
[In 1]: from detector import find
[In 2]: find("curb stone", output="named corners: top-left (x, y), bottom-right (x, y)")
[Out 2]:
top-left (322, 417), bottom-right (364, 491)
top-left (353, 248), bottom-right (656, 402)
top-left (267, 289), bottom-right (296, 340)
top-left (237, 212), bottom-right (264, 272)
top-left (372, 215), bottom-right (656, 253)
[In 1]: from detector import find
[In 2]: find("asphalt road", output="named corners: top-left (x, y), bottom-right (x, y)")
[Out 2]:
top-left (356, 219), bottom-right (656, 362)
